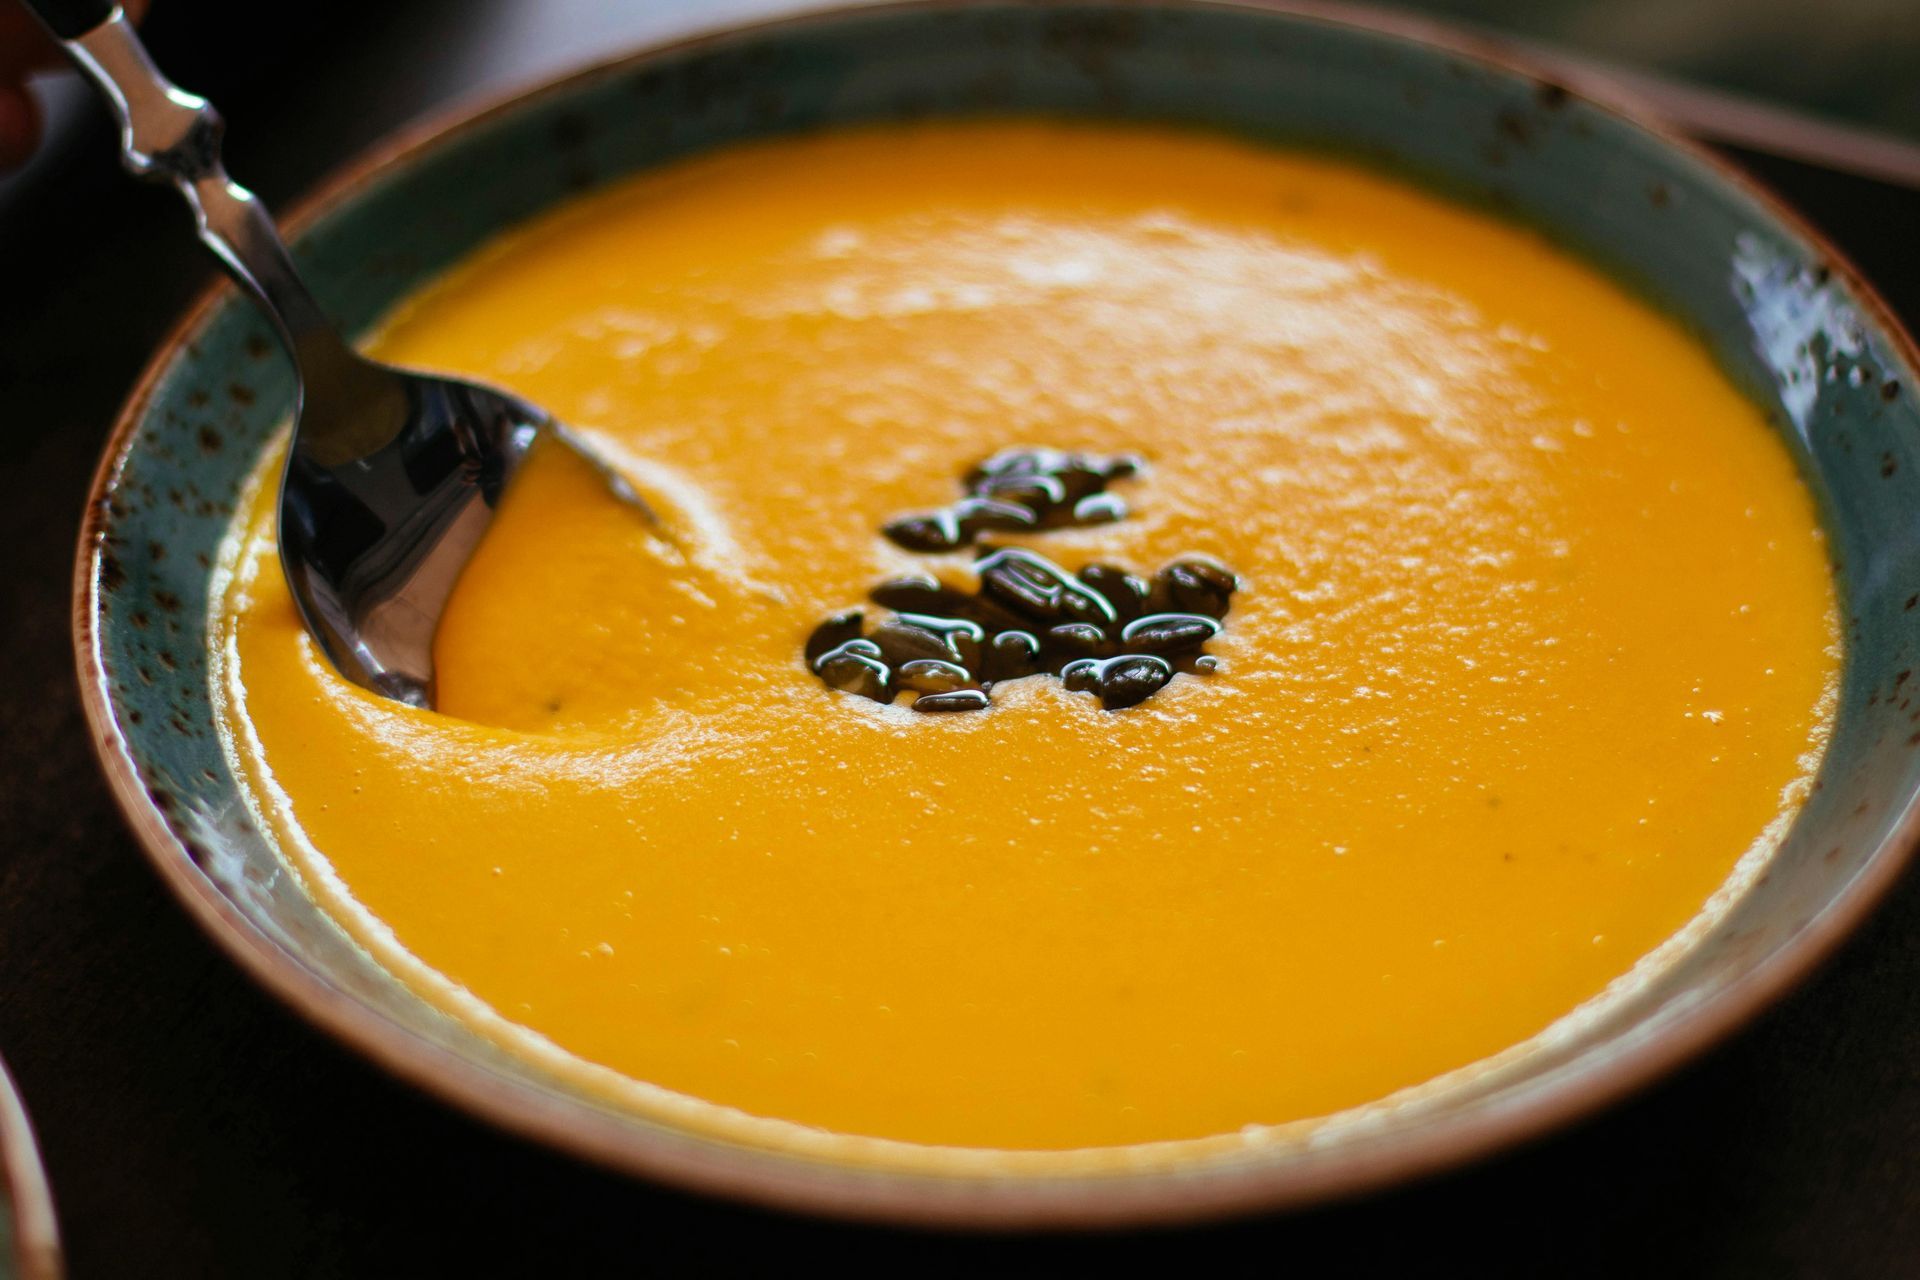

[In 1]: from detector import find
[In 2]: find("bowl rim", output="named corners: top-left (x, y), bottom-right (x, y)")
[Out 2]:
top-left (0, 1058), bottom-right (62, 1280)
top-left (69, 0), bottom-right (1920, 1229)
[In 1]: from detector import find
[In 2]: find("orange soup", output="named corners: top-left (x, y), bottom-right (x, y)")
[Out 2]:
top-left (214, 123), bottom-right (1837, 1154)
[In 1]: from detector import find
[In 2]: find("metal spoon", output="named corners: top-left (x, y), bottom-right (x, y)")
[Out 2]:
top-left (30, 0), bottom-right (645, 708)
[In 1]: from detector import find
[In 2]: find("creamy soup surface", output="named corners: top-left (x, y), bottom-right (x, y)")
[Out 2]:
top-left (216, 122), bottom-right (1838, 1154)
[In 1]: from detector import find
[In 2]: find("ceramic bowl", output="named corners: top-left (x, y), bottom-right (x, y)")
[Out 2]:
top-left (0, 1060), bottom-right (60, 1280)
top-left (74, 0), bottom-right (1920, 1227)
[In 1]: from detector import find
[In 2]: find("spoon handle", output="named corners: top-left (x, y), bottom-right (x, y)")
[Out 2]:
top-left (25, 3), bottom-right (362, 382)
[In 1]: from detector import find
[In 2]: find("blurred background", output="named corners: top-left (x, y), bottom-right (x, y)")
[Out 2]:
top-left (1420, 0), bottom-right (1918, 139)
top-left (7, 0), bottom-right (1920, 184)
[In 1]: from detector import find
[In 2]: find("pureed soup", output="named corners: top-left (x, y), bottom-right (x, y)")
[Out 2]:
top-left (213, 123), bottom-right (1838, 1158)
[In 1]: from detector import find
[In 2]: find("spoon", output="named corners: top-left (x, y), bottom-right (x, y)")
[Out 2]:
top-left (30, 0), bottom-right (645, 708)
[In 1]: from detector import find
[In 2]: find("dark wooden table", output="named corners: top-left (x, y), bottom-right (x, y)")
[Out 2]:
top-left (2, 3), bottom-right (1917, 1274)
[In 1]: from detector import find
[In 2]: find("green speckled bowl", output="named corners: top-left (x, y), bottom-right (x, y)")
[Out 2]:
top-left (73, 0), bottom-right (1920, 1226)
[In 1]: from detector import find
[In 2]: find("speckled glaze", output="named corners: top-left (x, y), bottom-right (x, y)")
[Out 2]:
top-left (0, 1059), bottom-right (61, 1280)
top-left (73, 0), bottom-right (1920, 1227)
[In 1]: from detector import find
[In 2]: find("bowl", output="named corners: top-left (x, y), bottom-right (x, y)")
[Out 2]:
top-left (0, 1059), bottom-right (60, 1280)
top-left (73, 0), bottom-right (1920, 1227)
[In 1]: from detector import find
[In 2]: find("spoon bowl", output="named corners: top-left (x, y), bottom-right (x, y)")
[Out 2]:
top-left (276, 363), bottom-right (546, 706)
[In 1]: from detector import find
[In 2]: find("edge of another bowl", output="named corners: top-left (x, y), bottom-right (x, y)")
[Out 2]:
top-left (0, 1060), bottom-right (62, 1280)
top-left (69, 0), bottom-right (1920, 1229)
